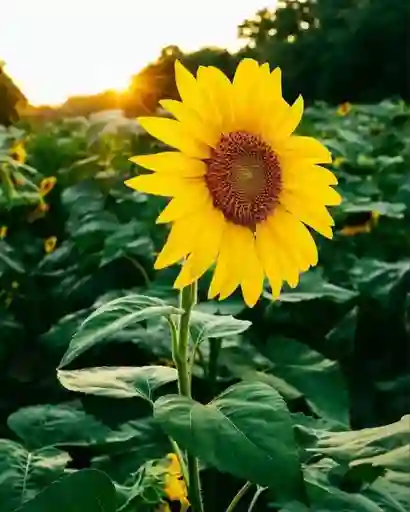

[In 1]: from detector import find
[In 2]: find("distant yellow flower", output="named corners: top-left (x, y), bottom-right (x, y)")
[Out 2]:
top-left (10, 141), bottom-right (26, 163)
top-left (11, 281), bottom-right (19, 289)
top-left (340, 211), bottom-right (380, 236)
top-left (40, 176), bottom-right (57, 196)
top-left (337, 102), bottom-right (352, 116)
top-left (163, 454), bottom-right (189, 508)
top-left (126, 59), bottom-right (340, 306)
top-left (0, 226), bottom-right (7, 239)
top-left (155, 358), bottom-right (175, 368)
top-left (44, 236), bottom-right (57, 253)
top-left (333, 156), bottom-right (346, 168)
top-left (28, 202), bottom-right (50, 223)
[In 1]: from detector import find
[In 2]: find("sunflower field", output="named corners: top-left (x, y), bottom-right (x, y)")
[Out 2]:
top-left (0, 97), bottom-right (409, 512)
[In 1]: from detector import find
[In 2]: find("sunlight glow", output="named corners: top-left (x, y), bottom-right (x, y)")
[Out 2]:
top-left (1, 0), bottom-right (272, 106)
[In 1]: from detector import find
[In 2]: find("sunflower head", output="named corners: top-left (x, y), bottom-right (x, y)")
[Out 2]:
top-left (333, 156), bottom-right (346, 169)
top-left (339, 210), bottom-right (380, 236)
top-left (163, 453), bottom-right (189, 507)
top-left (10, 141), bottom-right (26, 164)
top-left (40, 176), bottom-right (57, 196)
top-left (44, 236), bottom-right (57, 254)
top-left (337, 102), bottom-right (352, 116)
top-left (126, 59), bottom-right (341, 307)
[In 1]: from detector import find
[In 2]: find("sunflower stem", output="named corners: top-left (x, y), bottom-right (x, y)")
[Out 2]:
top-left (225, 481), bottom-right (253, 512)
top-left (175, 282), bottom-right (204, 512)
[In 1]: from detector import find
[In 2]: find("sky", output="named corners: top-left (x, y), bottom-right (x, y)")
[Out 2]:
top-left (1, 0), bottom-right (272, 106)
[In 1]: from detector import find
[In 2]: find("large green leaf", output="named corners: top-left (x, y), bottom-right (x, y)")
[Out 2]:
top-left (57, 365), bottom-right (178, 402)
top-left (190, 310), bottom-right (251, 343)
top-left (39, 309), bottom-right (90, 354)
top-left (100, 220), bottom-right (153, 266)
top-left (350, 259), bottom-right (410, 302)
top-left (309, 414), bottom-right (410, 463)
top-left (300, 458), bottom-right (407, 512)
top-left (0, 439), bottom-right (70, 512)
top-left (59, 294), bottom-right (182, 367)
top-left (0, 240), bottom-right (25, 274)
top-left (264, 337), bottom-right (349, 426)
top-left (267, 269), bottom-right (357, 303)
top-left (298, 415), bottom-right (410, 510)
top-left (219, 339), bottom-right (303, 402)
top-left (154, 381), bottom-right (304, 502)
top-left (340, 199), bottom-right (406, 218)
top-left (15, 469), bottom-right (117, 512)
top-left (325, 306), bottom-right (359, 358)
top-left (8, 401), bottom-right (169, 455)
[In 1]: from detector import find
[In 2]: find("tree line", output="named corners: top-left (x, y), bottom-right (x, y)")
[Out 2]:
top-left (2, 0), bottom-right (408, 123)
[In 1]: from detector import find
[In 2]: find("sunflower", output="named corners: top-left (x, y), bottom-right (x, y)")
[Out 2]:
top-left (339, 211), bottom-right (380, 236)
top-left (126, 59), bottom-right (341, 306)
top-left (10, 141), bottom-right (26, 163)
top-left (39, 176), bottom-right (57, 196)
top-left (44, 236), bottom-right (57, 254)
top-left (163, 454), bottom-right (189, 509)
top-left (333, 156), bottom-right (346, 169)
top-left (337, 102), bottom-right (352, 116)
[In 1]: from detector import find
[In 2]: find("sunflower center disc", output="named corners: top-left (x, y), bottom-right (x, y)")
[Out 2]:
top-left (205, 131), bottom-right (282, 227)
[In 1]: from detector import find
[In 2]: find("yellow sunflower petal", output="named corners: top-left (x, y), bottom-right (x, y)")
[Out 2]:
top-left (197, 65), bottom-right (233, 130)
top-left (130, 152), bottom-right (206, 177)
top-left (232, 58), bottom-right (260, 129)
top-left (313, 165), bottom-right (338, 185)
top-left (125, 174), bottom-right (199, 197)
top-left (283, 175), bottom-right (342, 206)
top-left (154, 211), bottom-right (208, 269)
top-left (156, 182), bottom-right (211, 224)
top-left (275, 95), bottom-right (304, 139)
top-left (138, 117), bottom-right (210, 159)
top-left (269, 67), bottom-right (283, 99)
top-left (159, 99), bottom-right (219, 147)
top-left (246, 62), bottom-right (273, 135)
top-left (258, 215), bottom-right (300, 288)
top-left (266, 206), bottom-right (318, 271)
top-left (282, 163), bottom-right (338, 187)
top-left (216, 226), bottom-right (262, 302)
top-left (174, 60), bottom-right (215, 124)
top-left (255, 222), bottom-right (283, 298)
top-left (301, 185), bottom-right (342, 206)
top-left (240, 233), bottom-right (265, 307)
top-left (208, 223), bottom-right (247, 300)
top-left (173, 208), bottom-right (226, 289)
top-left (278, 136), bottom-right (332, 165)
top-left (259, 67), bottom-right (289, 140)
top-left (280, 191), bottom-right (334, 238)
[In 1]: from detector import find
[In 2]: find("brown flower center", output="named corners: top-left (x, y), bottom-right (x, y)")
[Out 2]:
top-left (205, 131), bottom-right (282, 227)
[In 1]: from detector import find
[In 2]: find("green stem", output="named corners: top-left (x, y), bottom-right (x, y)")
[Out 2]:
top-left (0, 165), bottom-right (16, 202)
top-left (124, 254), bottom-right (151, 287)
top-left (225, 482), bottom-right (252, 512)
top-left (175, 283), bottom-right (204, 512)
top-left (167, 316), bottom-right (189, 485)
top-left (169, 438), bottom-right (189, 484)
top-left (248, 486), bottom-right (266, 512)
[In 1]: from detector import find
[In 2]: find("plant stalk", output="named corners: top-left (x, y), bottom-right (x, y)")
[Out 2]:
top-left (175, 282), bottom-right (204, 512)
top-left (225, 481), bottom-right (252, 512)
